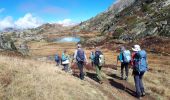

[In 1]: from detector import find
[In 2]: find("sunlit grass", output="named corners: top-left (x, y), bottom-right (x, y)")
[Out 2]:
top-left (26, 41), bottom-right (170, 99)
top-left (0, 55), bottom-right (108, 100)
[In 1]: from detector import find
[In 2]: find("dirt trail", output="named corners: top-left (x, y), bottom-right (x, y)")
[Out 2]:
top-left (28, 42), bottom-right (158, 99)
top-left (71, 63), bottom-right (154, 100)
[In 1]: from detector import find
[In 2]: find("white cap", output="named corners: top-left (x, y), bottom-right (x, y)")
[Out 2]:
top-left (77, 44), bottom-right (81, 48)
top-left (132, 45), bottom-right (141, 52)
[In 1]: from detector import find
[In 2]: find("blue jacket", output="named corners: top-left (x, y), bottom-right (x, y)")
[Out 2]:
top-left (90, 52), bottom-right (95, 61)
top-left (61, 53), bottom-right (68, 61)
top-left (118, 52), bottom-right (124, 63)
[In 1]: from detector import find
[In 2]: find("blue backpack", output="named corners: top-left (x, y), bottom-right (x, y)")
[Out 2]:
top-left (134, 50), bottom-right (148, 73)
top-left (61, 53), bottom-right (68, 61)
top-left (76, 49), bottom-right (85, 62)
top-left (123, 50), bottom-right (131, 63)
top-left (90, 52), bottom-right (95, 61)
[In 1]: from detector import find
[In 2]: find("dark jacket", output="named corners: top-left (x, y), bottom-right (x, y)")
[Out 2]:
top-left (94, 51), bottom-right (102, 66)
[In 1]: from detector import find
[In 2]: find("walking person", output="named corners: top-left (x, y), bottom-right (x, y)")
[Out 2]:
top-left (61, 50), bottom-right (70, 72)
top-left (55, 53), bottom-right (60, 66)
top-left (74, 44), bottom-right (88, 80)
top-left (90, 51), bottom-right (95, 67)
top-left (94, 47), bottom-right (105, 84)
top-left (131, 45), bottom-right (148, 99)
top-left (118, 46), bottom-right (131, 80)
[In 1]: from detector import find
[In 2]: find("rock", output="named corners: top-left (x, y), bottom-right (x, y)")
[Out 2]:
top-left (17, 43), bottom-right (29, 56)
top-left (85, 36), bottom-right (106, 45)
top-left (0, 35), bottom-right (17, 50)
top-left (160, 21), bottom-right (168, 25)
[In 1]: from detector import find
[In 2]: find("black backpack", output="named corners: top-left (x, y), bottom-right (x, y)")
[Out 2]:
top-left (94, 51), bottom-right (103, 66)
top-left (76, 49), bottom-right (85, 62)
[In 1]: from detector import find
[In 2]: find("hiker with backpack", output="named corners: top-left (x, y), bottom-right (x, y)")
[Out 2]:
top-left (118, 46), bottom-right (131, 80)
top-left (55, 53), bottom-right (60, 66)
top-left (94, 47), bottom-right (105, 84)
top-left (131, 45), bottom-right (148, 99)
top-left (61, 50), bottom-right (70, 72)
top-left (90, 51), bottom-right (95, 67)
top-left (74, 44), bottom-right (88, 80)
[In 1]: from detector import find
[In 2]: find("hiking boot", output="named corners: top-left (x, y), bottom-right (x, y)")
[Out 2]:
top-left (138, 97), bottom-right (142, 100)
top-left (124, 76), bottom-right (128, 81)
top-left (142, 92), bottom-right (146, 96)
top-left (136, 93), bottom-right (141, 99)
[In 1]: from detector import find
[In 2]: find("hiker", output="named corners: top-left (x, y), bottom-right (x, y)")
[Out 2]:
top-left (94, 47), bottom-right (105, 84)
top-left (118, 46), bottom-right (131, 80)
top-left (74, 44), bottom-right (88, 80)
top-left (55, 53), bottom-right (60, 66)
top-left (61, 50), bottom-right (70, 72)
top-left (90, 51), bottom-right (95, 67)
top-left (131, 45), bottom-right (148, 99)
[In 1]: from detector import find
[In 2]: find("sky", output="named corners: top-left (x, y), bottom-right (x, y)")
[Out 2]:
top-left (0, 0), bottom-right (116, 30)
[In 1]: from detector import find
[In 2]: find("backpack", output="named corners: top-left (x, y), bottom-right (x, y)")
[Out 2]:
top-left (134, 50), bottom-right (148, 73)
top-left (90, 52), bottom-right (95, 61)
top-left (123, 50), bottom-right (131, 63)
top-left (62, 53), bottom-right (67, 61)
top-left (94, 51), bottom-right (104, 66)
top-left (76, 49), bottom-right (85, 62)
top-left (99, 54), bottom-right (105, 66)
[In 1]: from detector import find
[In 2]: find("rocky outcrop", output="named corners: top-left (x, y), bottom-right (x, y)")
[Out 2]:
top-left (84, 36), bottom-right (107, 46)
top-left (0, 34), bottom-right (17, 50)
top-left (75, 0), bottom-right (135, 33)
top-left (76, 0), bottom-right (170, 41)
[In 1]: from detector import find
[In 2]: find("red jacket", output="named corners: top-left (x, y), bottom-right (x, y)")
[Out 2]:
top-left (131, 52), bottom-right (137, 68)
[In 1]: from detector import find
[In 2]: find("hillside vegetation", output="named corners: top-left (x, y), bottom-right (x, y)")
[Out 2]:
top-left (75, 0), bottom-right (170, 54)
top-left (0, 55), bottom-right (108, 100)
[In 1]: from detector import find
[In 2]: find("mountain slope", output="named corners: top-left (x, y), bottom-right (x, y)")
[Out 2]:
top-left (0, 55), bottom-right (110, 100)
top-left (75, 0), bottom-right (170, 54)
top-left (77, 0), bottom-right (170, 38)
top-left (74, 0), bottom-right (135, 33)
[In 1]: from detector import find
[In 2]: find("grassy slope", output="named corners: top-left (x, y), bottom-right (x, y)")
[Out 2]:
top-left (28, 41), bottom-right (170, 100)
top-left (0, 55), bottom-right (109, 100)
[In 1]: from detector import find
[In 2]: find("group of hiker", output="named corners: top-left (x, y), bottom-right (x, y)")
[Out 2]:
top-left (118, 45), bottom-right (148, 99)
top-left (55, 43), bottom-right (148, 99)
top-left (55, 44), bottom-right (105, 83)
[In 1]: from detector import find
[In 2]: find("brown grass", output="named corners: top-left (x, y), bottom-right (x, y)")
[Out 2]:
top-left (0, 55), bottom-right (109, 100)
top-left (125, 53), bottom-right (170, 100)
top-left (25, 41), bottom-right (170, 100)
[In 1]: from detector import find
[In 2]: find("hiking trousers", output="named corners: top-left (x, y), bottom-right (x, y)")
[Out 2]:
top-left (63, 64), bottom-right (69, 72)
top-left (95, 65), bottom-right (102, 81)
top-left (121, 62), bottom-right (129, 78)
top-left (77, 61), bottom-right (84, 80)
top-left (91, 61), bottom-right (94, 67)
top-left (134, 71), bottom-right (145, 98)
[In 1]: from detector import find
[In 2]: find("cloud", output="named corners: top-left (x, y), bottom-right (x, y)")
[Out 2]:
top-left (0, 8), bottom-right (5, 13)
top-left (0, 13), bottom-right (43, 30)
top-left (0, 16), bottom-right (14, 30)
top-left (15, 13), bottom-right (43, 29)
top-left (56, 19), bottom-right (78, 26)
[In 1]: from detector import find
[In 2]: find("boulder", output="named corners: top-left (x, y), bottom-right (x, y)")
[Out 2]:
top-left (0, 34), bottom-right (17, 50)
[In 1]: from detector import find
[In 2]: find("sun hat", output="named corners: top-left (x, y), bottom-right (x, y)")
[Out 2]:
top-left (132, 45), bottom-right (141, 52)
top-left (77, 44), bottom-right (81, 48)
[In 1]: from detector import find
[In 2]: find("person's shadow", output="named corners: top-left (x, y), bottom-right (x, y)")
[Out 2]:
top-left (108, 74), bottom-right (136, 97)
top-left (86, 72), bottom-right (100, 83)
